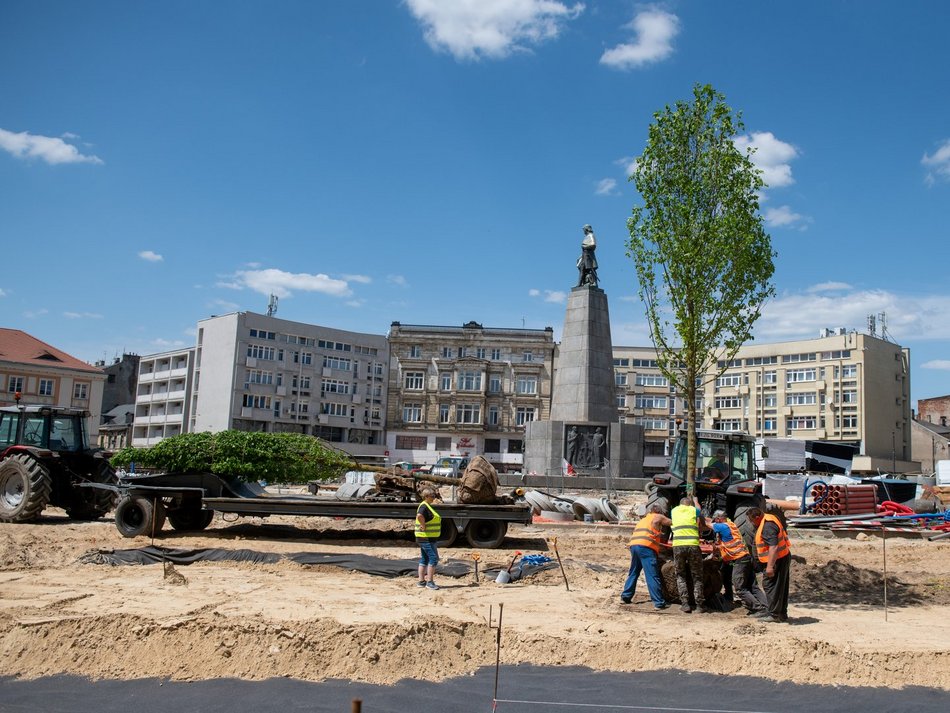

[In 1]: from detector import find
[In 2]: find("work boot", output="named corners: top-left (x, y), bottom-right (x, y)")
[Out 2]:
top-left (680, 604), bottom-right (691, 613)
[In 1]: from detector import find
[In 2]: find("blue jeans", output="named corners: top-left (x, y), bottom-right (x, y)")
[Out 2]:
top-left (621, 545), bottom-right (666, 607)
top-left (417, 538), bottom-right (440, 567)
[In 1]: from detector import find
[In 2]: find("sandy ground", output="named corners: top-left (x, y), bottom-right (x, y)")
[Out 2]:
top-left (1, 489), bottom-right (949, 691)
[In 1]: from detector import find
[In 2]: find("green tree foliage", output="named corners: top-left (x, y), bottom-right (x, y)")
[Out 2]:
top-left (110, 431), bottom-right (356, 484)
top-left (626, 84), bottom-right (776, 492)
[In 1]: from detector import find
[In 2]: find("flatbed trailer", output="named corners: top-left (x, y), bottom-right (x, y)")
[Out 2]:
top-left (95, 471), bottom-right (531, 548)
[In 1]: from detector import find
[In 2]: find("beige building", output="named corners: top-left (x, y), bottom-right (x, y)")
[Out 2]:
top-left (386, 321), bottom-right (556, 471)
top-left (0, 328), bottom-right (106, 438)
top-left (614, 330), bottom-right (915, 473)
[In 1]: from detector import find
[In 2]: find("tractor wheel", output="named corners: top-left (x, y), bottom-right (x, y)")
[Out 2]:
top-left (733, 494), bottom-right (768, 552)
top-left (167, 500), bottom-right (214, 532)
top-left (115, 496), bottom-right (167, 538)
top-left (644, 489), bottom-right (671, 516)
top-left (0, 453), bottom-right (52, 522)
top-left (465, 519), bottom-right (508, 549)
top-left (66, 461), bottom-right (119, 521)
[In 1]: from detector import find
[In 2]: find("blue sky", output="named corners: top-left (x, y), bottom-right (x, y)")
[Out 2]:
top-left (2, 1), bottom-right (948, 405)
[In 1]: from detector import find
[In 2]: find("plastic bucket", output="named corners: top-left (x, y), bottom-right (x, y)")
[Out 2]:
top-left (495, 570), bottom-right (511, 584)
top-left (583, 514), bottom-right (594, 523)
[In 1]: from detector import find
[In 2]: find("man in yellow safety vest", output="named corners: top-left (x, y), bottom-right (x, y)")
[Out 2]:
top-left (670, 496), bottom-right (711, 613)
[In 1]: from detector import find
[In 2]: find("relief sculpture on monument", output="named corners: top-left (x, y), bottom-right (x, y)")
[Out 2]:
top-left (564, 424), bottom-right (608, 470)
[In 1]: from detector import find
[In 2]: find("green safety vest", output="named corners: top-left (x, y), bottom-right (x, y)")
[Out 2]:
top-left (415, 501), bottom-right (442, 539)
top-left (670, 504), bottom-right (700, 547)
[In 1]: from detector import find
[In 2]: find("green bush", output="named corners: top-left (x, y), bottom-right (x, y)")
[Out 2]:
top-left (110, 431), bottom-right (355, 484)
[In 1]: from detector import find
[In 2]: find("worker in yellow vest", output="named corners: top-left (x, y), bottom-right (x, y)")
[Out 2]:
top-left (620, 504), bottom-right (672, 609)
top-left (415, 488), bottom-right (442, 591)
top-left (750, 507), bottom-right (792, 622)
top-left (711, 510), bottom-right (767, 616)
top-left (670, 496), bottom-right (711, 613)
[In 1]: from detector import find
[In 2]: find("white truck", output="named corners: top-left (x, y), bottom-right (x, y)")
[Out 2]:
top-left (430, 456), bottom-right (470, 479)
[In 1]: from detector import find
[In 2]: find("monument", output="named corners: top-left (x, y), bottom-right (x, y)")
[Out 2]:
top-left (524, 225), bottom-right (643, 479)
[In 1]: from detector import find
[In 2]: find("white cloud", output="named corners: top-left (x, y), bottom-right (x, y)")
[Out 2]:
top-left (595, 178), bottom-right (618, 195)
top-left (151, 338), bottom-right (188, 350)
top-left (0, 288), bottom-right (6, 297)
top-left (342, 274), bottom-right (372, 284)
top-left (733, 131), bottom-right (798, 189)
top-left (758, 288), bottom-right (950, 342)
top-left (346, 299), bottom-right (366, 308)
top-left (600, 8), bottom-right (679, 69)
top-left (223, 268), bottom-right (352, 299)
top-left (807, 282), bottom-right (853, 294)
top-left (63, 311), bottom-right (104, 319)
top-left (922, 139), bottom-right (950, 184)
top-left (388, 274), bottom-right (409, 287)
top-left (529, 288), bottom-right (566, 303)
top-left (921, 360), bottom-right (950, 370)
top-left (407, 0), bottom-right (584, 61)
top-left (0, 128), bottom-right (103, 165)
top-left (138, 250), bottom-right (164, 262)
top-left (764, 205), bottom-right (808, 229)
top-left (208, 299), bottom-right (240, 311)
top-left (23, 308), bottom-right (49, 318)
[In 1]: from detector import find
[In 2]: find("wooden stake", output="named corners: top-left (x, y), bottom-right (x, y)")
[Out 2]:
top-left (351, 699), bottom-right (362, 713)
top-left (882, 523), bottom-right (888, 622)
top-left (550, 537), bottom-right (570, 591)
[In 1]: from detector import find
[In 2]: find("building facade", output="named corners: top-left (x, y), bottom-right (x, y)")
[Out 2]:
top-left (0, 328), bottom-right (106, 438)
top-left (131, 347), bottom-right (195, 447)
top-left (613, 330), bottom-right (913, 472)
top-left (386, 321), bottom-right (556, 471)
top-left (186, 312), bottom-right (389, 455)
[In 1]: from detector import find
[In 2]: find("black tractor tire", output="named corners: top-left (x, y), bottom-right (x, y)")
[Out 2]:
top-left (465, 519), bottom-right (508, 549)
top-left (167, 500), bottom-right (215, 532)
top-left (733, 494), bottom-right (768, 552)
top-left (65, 461), bottom-right (119, 521)
top-left (644, 489), bottom-right (672, 516)
top-left (115, 496), bottom-right (167, 538)
top-left (0, 453), bottom-right (53, 522)
top-left (436, 518), bottom-right (458, 548)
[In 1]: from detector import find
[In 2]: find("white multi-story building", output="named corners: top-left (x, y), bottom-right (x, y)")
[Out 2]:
top-left (131, 348), bottom-right (194, 447)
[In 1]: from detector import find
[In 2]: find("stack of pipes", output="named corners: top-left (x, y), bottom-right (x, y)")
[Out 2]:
top-left (810, 484), bottom-right (878, 516)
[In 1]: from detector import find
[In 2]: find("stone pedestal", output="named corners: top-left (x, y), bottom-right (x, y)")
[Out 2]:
top-left (524, 420), bottom-right (643, 479)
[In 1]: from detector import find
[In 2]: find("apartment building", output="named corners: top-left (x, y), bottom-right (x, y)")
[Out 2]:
top-left (613, 330), bottom-right (913, 471)
top-left (131, 347), bottom-right (194, 447)
top-left (386, 321), bottom-right (556, 470)
top-left (186, 312), bottom-right (389, 455)
top-left (0, 328), bottom-right (106, 437)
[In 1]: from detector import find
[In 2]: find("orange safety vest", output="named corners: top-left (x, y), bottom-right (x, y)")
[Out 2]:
top-left (628, 512), bottom-right (664, 552)
top-left (755, 513), bottom-right (791, 563)
top-left (718, 519), bottom-right (749, 562)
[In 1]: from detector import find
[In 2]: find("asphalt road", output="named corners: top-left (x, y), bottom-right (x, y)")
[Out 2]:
top-left (1, 666), bottom-right (947, 713)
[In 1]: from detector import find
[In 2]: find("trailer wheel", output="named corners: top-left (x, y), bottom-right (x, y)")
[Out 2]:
top-left (437, 518), bottom-right (458, 548)
top-left (115, 496), bottom-right (167, 538)
top-left (733, 494), bottom-right (768, 552)
top-left (167, 501), bottom-right (214, 532)
top-left (0, 453), bottom-right (52, 522)
top-left (465, 520), bottom-right (508, 549)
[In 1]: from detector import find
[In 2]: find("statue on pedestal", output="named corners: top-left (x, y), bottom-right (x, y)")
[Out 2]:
top-left (576, 224), bottom-right (599, 288)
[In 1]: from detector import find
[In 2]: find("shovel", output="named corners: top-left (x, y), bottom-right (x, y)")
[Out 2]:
top-left (495, 550), bottom-right (522, 584)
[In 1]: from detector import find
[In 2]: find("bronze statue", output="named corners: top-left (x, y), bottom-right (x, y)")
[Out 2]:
top-left (576, 224), bottom-right (599, 288)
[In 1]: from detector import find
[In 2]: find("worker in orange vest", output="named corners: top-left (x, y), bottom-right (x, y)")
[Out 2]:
top-left (711, 509), bottom-right (767, 616)
top-left (749, 507), bottom-right (792, 623)
top-left (620, 504), bottom-right (671, 609)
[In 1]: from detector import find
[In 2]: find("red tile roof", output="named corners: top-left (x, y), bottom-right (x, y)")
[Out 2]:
top-left (0, 328), bottom-right (103, 374)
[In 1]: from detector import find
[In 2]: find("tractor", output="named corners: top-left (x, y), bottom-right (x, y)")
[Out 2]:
top-left (0, 405), bottom-right (117, 522)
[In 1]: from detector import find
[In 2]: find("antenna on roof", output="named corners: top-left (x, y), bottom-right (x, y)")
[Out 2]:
top-left (878, 311), bottom-right (890, 342)
top-left (266, 294), bottom-right (279, 318)
top-left (867, 313), bottom-right (876, 337)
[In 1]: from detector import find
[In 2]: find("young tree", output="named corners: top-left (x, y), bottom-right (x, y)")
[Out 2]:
top-left (626, 84), bottom-right (776, 494)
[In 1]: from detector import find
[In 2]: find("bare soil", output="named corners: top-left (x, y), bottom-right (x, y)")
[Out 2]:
top-left (1, 490), bottom-right (949, 690)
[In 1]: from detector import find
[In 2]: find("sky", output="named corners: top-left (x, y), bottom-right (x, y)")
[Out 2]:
top-left (1, 1), bottom-right (948, 405)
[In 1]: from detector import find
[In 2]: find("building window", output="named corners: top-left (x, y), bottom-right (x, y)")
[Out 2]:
top-left (242, 394), bottom-right (271, 409)
top-left (746, 356), bottom-right (778, 366)
top-left (322, 402), bottom-right (348, 416)
top-left (441, 347), bottom-right (453, 359)
top-left (37, 379), bottom-right (54, 396)
top-left (841, 364), bottom-right (857, 378)
top-left (402, 403), bottom-right (422, 423)
top-left (439, 404), bottom-right (450, 423)
top-left (636, 417), bottom-right (668, 430)
top-left (715, 374), bottom-right (744, 388)
top-left (456, 404), bottom-right (481, 424)
top-left (522, 351), bottom-right (534, 362)
top-left (248, 345), bottom-right (276, 360)
top-left (841, 389), bottom-right (858, 404)
top-left (476, 347), bottom-right (486, 359)
top-left (515, 407), bottom-right (536, 426)
top-left (616, 394), bottom-right (626, 408)
top-left (782, 353), bottom-right (817, 363)
top-left (457, 370), bottom-right (482, 391)
top-left (515, 376), bottom-right (537, 394)
top-left (73, 382), bottom-right (88, 400)
top-left (491, 348), bottom-right (502, 360)
top-left (489, 376), bottom-right (502, 393)
top-left (761, 417), bottom-right (777, 431)
top-left (404, 372), bottom-right (424, 390)
top-left (615, 373), bottom-right (628, 386)
top-left (763, 371), bottom-right (777, 384)
top-left (508, 439), bottom-right (523, 453)
top-left (484, 438), bottom-right (500, 453)
top-left (788, 416), bottom-right (817, 430)
top-left (714, 419), bottom-right (743, 432)
top-left (246, 370), bottom-right (274, 386)
top-left (614, 358), bottom-right (630, 367)
top-left (842, 414), bottom-right (858, 429)
top-left (440, 373), bottom-right (452, 391)
top-left (717, 358), bottom-right (743, 368)
top-left (786, 368), bottom-right (816, 384)
top-left (821, 349), bottom-right (852, 360)
top-left (635, 395), bottom-right (668, 409)
top-left (635, 374), bottom-right (669, 387)
top-left (321, 379), bottom-right (349, 394)
top-left (409, 345), bottom-right (422, 358)
top-left (786, 392), bottom-right (817, 406)
top-left (763, 394), bottom-right (777, 407)
top-left (715, 396), bottom-right (742, 409)
top-left (488, 406), bottom-right (499, 425)
top-left (323, 356), bottom-right (351, 371)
